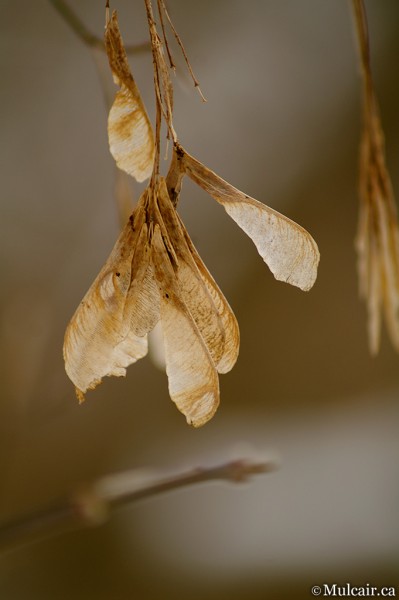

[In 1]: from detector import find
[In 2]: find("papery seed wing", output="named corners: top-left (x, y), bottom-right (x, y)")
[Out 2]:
top-left (151, 224), bottom-right (219, 427)
top-left (178, 213), bottom-right (240, 374)
top-left (155, 178), bottom-right (230, 371)
top-left (64, 224), bottom-right (144, 394)
top-left (63, 198), bottom-right (156, 396)
top-left (164, 156), bottom-right (239, 372)
top-left (105, 11), bottom-right (155, 182)
top-left (183, 151), bottom-right (319, 292)
top-left (124, 220), bottom-right (161, 337)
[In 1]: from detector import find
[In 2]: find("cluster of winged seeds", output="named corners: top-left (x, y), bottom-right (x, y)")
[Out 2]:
top-left (63, 5), bottom-right (319, 427)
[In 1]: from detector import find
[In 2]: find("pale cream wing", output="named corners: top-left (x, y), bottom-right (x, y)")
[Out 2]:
top-left (64, 223), bottom-right (145, 395)
top-left (105, 11), bottom-right (154, 182)
top-left (63, 199), bottom-right (156, 397)
top-left (124, 220), bottom-right (161, 337)
top-left (155, 178), bottom-right (228, 370)
top-left (183, 150), bottom-right (319, 292)
top-left (151, 224), bottom-right (219, 427)
top-left (178, 213), bottom-right (240, 374)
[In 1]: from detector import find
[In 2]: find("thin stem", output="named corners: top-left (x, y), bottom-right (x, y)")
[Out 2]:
top-left (49, 0), bottom-right (150, 55)
top-left (156, 0), bottom-right (176, 71)
top-left (144, 0), bottom-right (162, 179)
top-left (144, 0), bottom-right (177, 175)
top-left (110, 459), bottom-right (274, 508)
top-left (0, 459), bottom-right (275, 554)
top-left (158, 0), bottom-right (207, 102)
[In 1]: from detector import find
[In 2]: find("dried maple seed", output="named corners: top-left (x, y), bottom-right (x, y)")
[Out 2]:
top-left (63, 2), bottom-right (320, 426)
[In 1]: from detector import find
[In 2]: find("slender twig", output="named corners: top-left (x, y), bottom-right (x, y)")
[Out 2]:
top-left (144, 0), bottom-right (163, 179)
top-left (156, 0), bottom-right (176, 71)
top-left (158, 0), bottom-right (207, 101)
top-left (0, 459), bottom-right (276, 554)
top-left (107, 458), bottom-right (275, 507)
top-left (49, 0), bottom-right (150, 55)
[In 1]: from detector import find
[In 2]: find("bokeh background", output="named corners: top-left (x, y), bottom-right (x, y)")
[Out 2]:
top-left (1, 1), bottom-right (399, 598)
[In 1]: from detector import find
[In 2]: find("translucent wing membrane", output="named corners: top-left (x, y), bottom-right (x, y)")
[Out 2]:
top-left (182, 150), bottom-right (320, 292)
top-left (151, 224), bottom-right (219, 427)
top-left (105, 11), bottom-right (155, 182)
top-left (124, 210), bottom-right (161, 337)
top-left (177, 213), bottom-right (240, 374)
top-left (64, 5), bottom-right (320, 426)
top-left (63, 196), bottom-right (160, 398)
top-left (155, 179), bottom-right (238, 373)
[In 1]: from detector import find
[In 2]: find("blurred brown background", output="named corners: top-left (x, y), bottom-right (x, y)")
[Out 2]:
top-left (1, 1), bottom-right (398, 598)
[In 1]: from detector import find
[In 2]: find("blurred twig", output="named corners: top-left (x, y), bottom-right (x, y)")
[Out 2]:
top-left (0, 458), bottom-right (276, 554)
top-left (49, 0), bottom-right (150, 55)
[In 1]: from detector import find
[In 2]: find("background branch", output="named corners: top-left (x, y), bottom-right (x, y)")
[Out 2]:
top-left (0, 458), bottom-right (276, 554)
top-left (49, 0), bottom-right (150, 55)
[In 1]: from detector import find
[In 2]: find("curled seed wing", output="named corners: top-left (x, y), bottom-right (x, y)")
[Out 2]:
top-left (151, 224), bottom-right (219, 427)
top-left (64, 226), bottom-right (145, 394)
top-left (105, 11), bottom-right (155, 182)
top-left (178, 213), bottom-right (240, 374)
top-left (182, 150), bottom-right (320, 292)
top-left (63, 199), bottom-right (152, 396)
top-left (155, 178), bottom-right (228, 370)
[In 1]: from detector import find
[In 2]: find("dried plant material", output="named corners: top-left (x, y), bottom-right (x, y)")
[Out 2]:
top-left (352, 0), bottom-right (399, 354)
top-left (105, 11), bottom-right (155, 182)
top-left (64, 199), bottom-right (160, 399)
top-left (0, 457), bottom-right (275, 551)
top-left (64, 177), bottom-right (223, 426)
top-left (180, 148), bottom-right (319, 292)
top-left (64, 0), bottom-right (320, 426)
top-left (178, 217), bottom-right (240, 374)
top-left (143, 0), bottom-right (176, 148)
top-left (156, 0), bottom-right (207, 102)
top-left (356, 121), bottom-right (399, 353)
top-left (155, 178), bottom-right (239, 372)
top-left (151, 224), bottom-right (219, 426)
